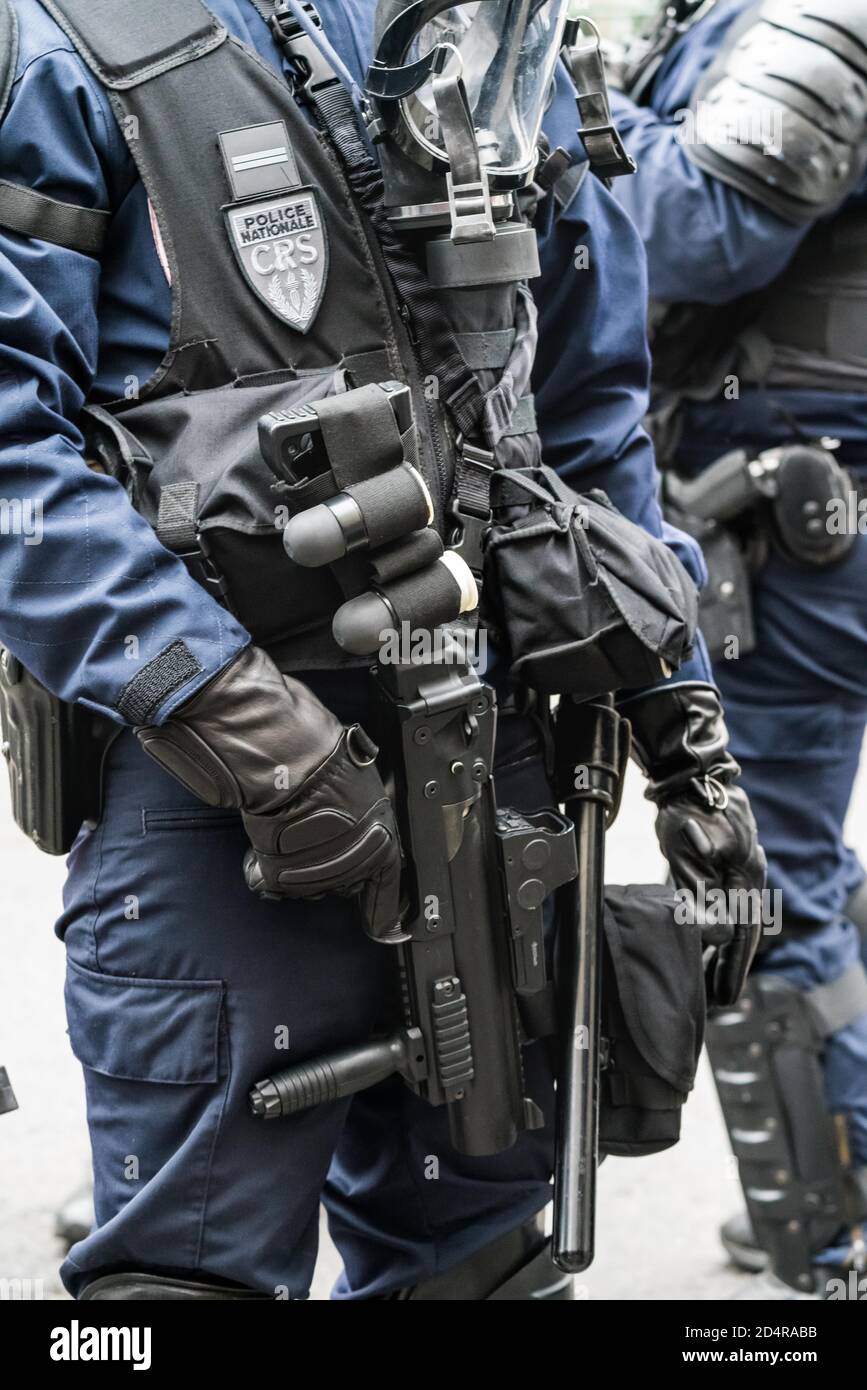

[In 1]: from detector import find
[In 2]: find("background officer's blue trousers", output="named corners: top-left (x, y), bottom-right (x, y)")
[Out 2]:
top-left (715, 532), bottom-right (867, 1262)
top-left (57, 678), bottom-right (556, 1299)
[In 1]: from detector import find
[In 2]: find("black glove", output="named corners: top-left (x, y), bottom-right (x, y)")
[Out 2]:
top-left (135, 646), bottom-right (403, 941)
top-left (624, 682), bottom-right (767, 1007)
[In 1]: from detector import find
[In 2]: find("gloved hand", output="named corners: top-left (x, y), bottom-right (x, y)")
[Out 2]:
top-left (623, 682), bottom-right (767, 1007)
top-left (135, 646), bottom-right (403, 941)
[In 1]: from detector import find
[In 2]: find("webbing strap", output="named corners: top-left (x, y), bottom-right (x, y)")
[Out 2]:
top-left (806, 961), bottom-right (867, 1039)
top-left (0, 179), bottom-right (110, 254)
top-left (38, 0), bottom-right (225, 90)
top-left (552, 162), bottom-right (589, 214)
top-left (310, 82), bottom-right (486, 438)
top-left (156, 482), bottom-right (200, 554)
top-left (258, 0), bottom-right (488, 439)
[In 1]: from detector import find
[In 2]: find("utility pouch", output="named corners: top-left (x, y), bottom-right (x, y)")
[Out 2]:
top-left (600, 885), bottom-right (706, 1157)
top-left (0, 651), bottom-right (116, 855)
top-left (482, 466), bottom-right (698, 697)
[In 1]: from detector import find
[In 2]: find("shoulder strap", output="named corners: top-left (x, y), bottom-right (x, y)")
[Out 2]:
top-left (37, 0), bottom-right (226, 90)
top-left (0, 0), bottom-right (17, 125)
top-left (0, 0), bottom-right (111, 254)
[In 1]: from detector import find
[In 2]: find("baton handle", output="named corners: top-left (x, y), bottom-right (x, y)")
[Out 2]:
top-left (553, 797), bottom-right (606, 1273)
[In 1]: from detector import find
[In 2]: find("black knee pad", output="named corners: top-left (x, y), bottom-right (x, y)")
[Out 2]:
top-left (706, 972), bottom-right (867, 1294)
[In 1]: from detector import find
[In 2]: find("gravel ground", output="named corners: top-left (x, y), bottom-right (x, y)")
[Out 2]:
top-left (1, 752), bottom-right (864, 1302)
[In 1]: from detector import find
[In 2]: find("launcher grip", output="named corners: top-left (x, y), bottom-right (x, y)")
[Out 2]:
top-left (250, 1030), bottom-right (425, 1119)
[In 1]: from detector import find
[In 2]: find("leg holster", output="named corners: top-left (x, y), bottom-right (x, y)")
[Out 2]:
top-left (0, 651), bottom-right (116, 855)
top-left (706, 972), bottom-right (867, 1294)
top-left (393, 1215), bottom-right (573, 1301)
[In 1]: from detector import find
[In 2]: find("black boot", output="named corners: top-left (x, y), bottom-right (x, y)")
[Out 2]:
top-left (393, 1215), bottom-right (573, 1301)
top-left (79, 1272), bottom-right (269, 1300)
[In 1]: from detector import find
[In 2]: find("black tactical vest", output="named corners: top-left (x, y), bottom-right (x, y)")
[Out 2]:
top-left (33, 0), bottom-right (542, 670)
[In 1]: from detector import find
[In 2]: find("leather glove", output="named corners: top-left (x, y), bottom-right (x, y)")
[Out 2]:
top-left (623, 682), bottom-right (767, 1007)
top-left (135, 646), bottom-right (403, 941)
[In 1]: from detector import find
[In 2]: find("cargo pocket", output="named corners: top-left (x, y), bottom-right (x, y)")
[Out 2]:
top-left (65, 959), bottom-right (229, 1258)
top-left (65, 959), bottom-right (225, 1084)
top-left (599, 885), bottom-right (706, 1158)
top-left (720, 698), bottom-right (858, 766)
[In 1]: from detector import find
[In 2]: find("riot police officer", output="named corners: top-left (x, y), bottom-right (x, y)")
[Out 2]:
top-left (607, 0), bottom-right (867, 1298)
top-left (0, 0), bottom-right (761, 1300)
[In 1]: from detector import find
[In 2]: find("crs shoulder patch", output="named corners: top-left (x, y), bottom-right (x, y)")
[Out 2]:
top-left (219, 121), bottom-right (328, 333)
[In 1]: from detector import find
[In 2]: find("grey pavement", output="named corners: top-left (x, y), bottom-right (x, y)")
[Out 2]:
top-left (1, 754), bottom-right (864, 1301)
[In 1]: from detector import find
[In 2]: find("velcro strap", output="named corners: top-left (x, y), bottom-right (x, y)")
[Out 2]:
top-left (316, 385), bottom-right (405, 487)
top-left (40, 0), bottom-right (225, 89)
top-left (806, 961), bottom-right (867, 1039)
top-left (156, 482), bottom-right (200, 554)
top-left (117, 640), bottom-right (203, 724)
top-left (0, 180), bottom-right (109, 255)
top-left (502, 395), bottom-right (537, 438)
top-left (455, 329), bottom-right (516, 371)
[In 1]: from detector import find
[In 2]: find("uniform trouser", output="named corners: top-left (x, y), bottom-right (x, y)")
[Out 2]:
top-left (714, 534), bottom-right (867, 1262)
top-left (57, 675), bottom-right (556, 1300)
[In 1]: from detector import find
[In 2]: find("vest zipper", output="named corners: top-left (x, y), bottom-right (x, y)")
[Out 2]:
top-left (398, 304), bottom-right (451, 531)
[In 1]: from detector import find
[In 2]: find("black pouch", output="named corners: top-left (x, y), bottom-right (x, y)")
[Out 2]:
top-left (600, 885), bottom-right (706, 1157)
top-left (0, 651), bottom-right (116, 855)
top-left (483, 467), bottom-right (698, 698)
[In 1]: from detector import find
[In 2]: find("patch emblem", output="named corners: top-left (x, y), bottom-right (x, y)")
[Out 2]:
top-left (225, 190), bottom-right (328, 333)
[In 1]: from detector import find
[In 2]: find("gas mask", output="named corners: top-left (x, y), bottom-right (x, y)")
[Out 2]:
top-left (366, 1), bottom-right (571, 243)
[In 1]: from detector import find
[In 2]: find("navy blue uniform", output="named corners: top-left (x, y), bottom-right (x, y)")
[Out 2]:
top-left (609, 0), bottom-right (867, 1265)
top-left (0, 0), bottom-right (707, 1296)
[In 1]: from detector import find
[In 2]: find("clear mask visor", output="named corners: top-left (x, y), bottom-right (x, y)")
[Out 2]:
top-left (402, 1), bottom-right (570, 180)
